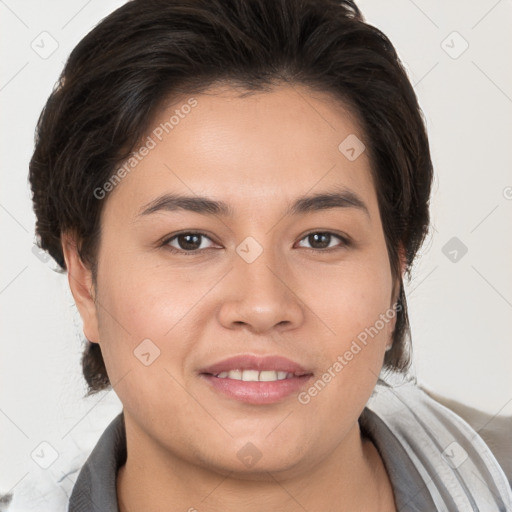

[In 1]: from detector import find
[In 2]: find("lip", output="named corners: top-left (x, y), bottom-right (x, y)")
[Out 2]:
top-left (198, 354), bottom-right (313, 405)
top-left (199, 354), bottom-right (311, 376)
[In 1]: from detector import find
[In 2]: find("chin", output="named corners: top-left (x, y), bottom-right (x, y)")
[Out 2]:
top-left (194, 439), bottom-right (310, 480)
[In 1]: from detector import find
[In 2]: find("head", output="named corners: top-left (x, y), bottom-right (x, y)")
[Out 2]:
top-left (30, 0), bottom-right (432, 476)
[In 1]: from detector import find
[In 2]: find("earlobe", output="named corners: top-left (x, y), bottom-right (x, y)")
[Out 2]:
top-left (61, 232), bottom-right (100, 343)
top-left (388, 243), bottom-right (407, 340)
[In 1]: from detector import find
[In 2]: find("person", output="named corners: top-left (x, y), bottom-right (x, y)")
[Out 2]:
top-left (21, 0), bottom-right (511, 510)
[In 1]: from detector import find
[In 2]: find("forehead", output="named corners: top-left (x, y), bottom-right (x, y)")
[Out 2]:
top-left (104, 83), bottom-right (377, 220)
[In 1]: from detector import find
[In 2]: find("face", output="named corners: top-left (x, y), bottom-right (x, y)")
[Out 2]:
top-left (67, 83), bottom-right (401, 480)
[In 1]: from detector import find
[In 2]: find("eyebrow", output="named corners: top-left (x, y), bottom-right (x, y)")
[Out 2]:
top-left (137, 186), bottom-right (370, 220)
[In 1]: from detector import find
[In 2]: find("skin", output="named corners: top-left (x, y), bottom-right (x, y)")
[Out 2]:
top-left (63, 83), bottom-right (404, 512)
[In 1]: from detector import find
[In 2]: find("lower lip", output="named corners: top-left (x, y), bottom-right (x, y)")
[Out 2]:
top-left (200, 374), bottom-right (313, 405)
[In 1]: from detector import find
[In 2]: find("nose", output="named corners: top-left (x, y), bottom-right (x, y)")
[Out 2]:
top-left (217, 242), bottom-right (305, 335)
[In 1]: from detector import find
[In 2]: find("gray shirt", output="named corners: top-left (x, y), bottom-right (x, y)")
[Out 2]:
top-left (66, 373), bottom-right (512, 511)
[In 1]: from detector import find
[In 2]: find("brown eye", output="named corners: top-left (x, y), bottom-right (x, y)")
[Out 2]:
top-left (175, 233), bottom-right (202, 250)
top-left (296, 231), bottom-right (349, 251)
top-left (164, 232), bottom-right (216, 253)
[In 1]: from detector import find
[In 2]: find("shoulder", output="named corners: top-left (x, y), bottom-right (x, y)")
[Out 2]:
top-left (3, 412), bottom-right (124, 512)
top-left (422, 385), bottom-right (512, 487)
top-left (361, 371), bottom-right (512, 511)
top-left (1, 442), bottom-right (87, 512)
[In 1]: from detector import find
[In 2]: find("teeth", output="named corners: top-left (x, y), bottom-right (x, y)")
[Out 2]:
top-left (214, 369), bottom-right (295, 381)
top-left (260, 370), bottom-right (282, 381)
top-left (229, 369), bottom-right (242, 379)
top-left (243, 369), bottom-right (260, 381)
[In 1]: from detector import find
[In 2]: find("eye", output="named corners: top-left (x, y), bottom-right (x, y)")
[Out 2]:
top-left (163, 231), bottom-right (218, 254)
top-left (295, 231), bottom-right (350, 251)
top-left (161, 230), bottom-right (350, 256)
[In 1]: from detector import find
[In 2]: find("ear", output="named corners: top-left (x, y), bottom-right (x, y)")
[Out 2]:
top-left (392, 243), bottom-right (407, 303)
top-left (386, 244), bottom-right (407, 350)
top-left (61, 231), bottom-right (100, 343)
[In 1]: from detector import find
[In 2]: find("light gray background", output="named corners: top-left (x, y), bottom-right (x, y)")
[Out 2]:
top-left (1, 0), bottom-right (511, 503)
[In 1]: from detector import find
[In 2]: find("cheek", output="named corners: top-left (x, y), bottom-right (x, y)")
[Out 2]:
top-left (306, 252), bottom-right (394, 345)
top-left (95, 247), bottom-right (198, 337)
top-left (93, 265), bottom-right (196, 423)
top-left (303, 256), bottom-right (395, 410)
top-left (297, 262), bottom-right (394, 417)
top-left (96, 234), bottom-right (394, 355)
top-left (92, 251), bottom-right (216, 390)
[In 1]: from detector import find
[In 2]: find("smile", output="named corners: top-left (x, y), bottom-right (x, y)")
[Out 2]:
top-left (213, 369), bottom-right (298, 381)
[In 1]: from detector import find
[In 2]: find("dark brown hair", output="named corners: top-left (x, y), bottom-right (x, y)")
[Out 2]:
top-left (29, 0), bottom-right (433, 395)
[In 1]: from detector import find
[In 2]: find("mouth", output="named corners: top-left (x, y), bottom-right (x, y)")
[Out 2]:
top-left (205, 369), bottom-right (308, 381)
top-left (198, 355), bottom-right (314, 405)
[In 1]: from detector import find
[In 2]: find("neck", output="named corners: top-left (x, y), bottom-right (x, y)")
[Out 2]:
top-left (116, 415), bottom-right (396, 512)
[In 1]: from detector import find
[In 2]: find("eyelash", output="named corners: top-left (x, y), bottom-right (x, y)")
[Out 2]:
top-left (160, 230), bottom-right (351, 256)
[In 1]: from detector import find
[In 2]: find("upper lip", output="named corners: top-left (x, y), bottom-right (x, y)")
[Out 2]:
top-left (199, 355), bottom-right (312, 376)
